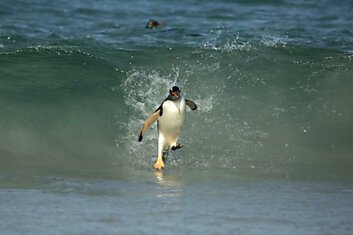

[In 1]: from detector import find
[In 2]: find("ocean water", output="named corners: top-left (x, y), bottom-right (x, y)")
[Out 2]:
top-left (1, 0), bottom-right (353, 234)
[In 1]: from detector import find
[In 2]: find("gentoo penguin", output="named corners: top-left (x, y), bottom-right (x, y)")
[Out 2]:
top-left (146, 19), bottom-right (163, 28)
top-left (138, 86), bottom-right (197, 170)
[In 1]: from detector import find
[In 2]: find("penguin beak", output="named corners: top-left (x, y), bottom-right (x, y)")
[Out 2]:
top-left (171, 91), bottom-right (179, 97)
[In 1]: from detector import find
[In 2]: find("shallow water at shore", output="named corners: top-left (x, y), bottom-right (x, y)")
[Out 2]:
top-left (1, 166), bottom-right (353, 235)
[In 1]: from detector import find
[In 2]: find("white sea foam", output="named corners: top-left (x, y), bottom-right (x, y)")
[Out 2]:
top-left (201, 33), bottom-right (252, 52)
top-left (120, 67), bottom-right (222, 167)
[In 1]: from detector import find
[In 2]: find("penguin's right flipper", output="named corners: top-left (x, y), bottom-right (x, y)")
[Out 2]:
top-left (186, 99), bottom-right (197, 110)
top-left (138, 110), bottom-right (161, 142)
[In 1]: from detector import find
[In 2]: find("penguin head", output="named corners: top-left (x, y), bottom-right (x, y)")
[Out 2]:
top-left (168, 86), bottom-right (181, 100)
top-left (146, 20), bottom-right (162, 29)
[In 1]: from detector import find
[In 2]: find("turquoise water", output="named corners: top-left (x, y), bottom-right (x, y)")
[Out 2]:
top-left (1, 0), bottom-right (353, 234)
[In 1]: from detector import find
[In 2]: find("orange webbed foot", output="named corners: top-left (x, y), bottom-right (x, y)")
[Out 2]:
top-left (153, 159), bottom-right (165, 171)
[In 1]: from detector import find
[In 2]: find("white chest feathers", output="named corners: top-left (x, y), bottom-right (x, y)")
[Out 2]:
top-left (158, 98), bottom-right (186, 134)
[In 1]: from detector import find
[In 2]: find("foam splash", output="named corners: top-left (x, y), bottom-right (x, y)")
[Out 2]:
top-left (260, 34), bottom-right (288, 48)
top-left (120, 67), bottom-right (220, 168)
top-left (201, 33), bottom-right (252, 52)
top-left (201, 31), bottom-right (290, 53)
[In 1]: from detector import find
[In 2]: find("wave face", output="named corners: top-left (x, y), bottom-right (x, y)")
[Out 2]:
top-left (1, 0), bottom-right (353, 177)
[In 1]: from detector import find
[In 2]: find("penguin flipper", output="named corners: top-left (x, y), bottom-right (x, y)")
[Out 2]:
top-left (186, 99), bottom-right (197, 110)
top-left (138, 110), bottom-right (160, 142)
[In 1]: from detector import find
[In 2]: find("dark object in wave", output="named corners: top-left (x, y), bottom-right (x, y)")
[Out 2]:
top-left (146, 20), bottom-right (162, 29)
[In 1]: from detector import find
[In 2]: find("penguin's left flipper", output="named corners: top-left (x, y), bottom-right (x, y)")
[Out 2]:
top-left (138, 110), bottom-right (160, 142)
top-left (186, 99), bottom-right (197, 110)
